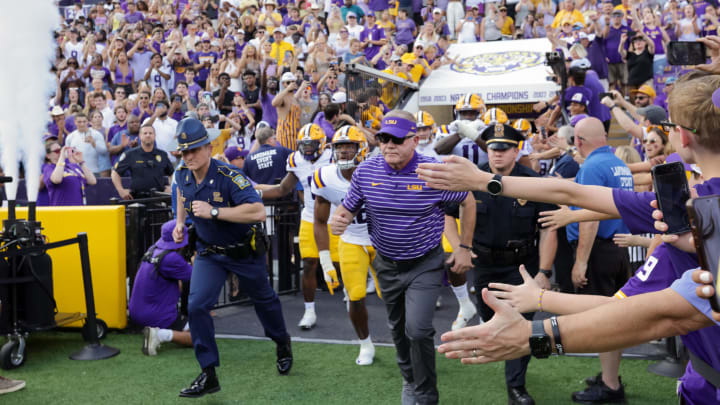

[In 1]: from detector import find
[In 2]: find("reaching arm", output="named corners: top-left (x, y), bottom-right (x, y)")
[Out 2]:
top-left (539, 206), bottom-right (619, 231)
top-left (214, 202), bottom-right (266, 223)
top-left (434, 133), bottom-right (462, 155)
top-left (256, 172), bottom-right (298, 199)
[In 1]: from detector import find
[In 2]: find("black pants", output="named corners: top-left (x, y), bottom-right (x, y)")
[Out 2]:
top-left (474, 265), bottom-right (535, 389)
top-left (554, 227), bottom-right (575, 293)
top-left (573, 238), bottom-right (631, 296)
top-left (374, 245), bottom-right (444, 405)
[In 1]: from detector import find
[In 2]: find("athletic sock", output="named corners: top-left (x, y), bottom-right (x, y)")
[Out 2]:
top-left (359, 336), bottom-right (373, 348)
top-left (304, 302), bottom-right (315, 311)
top-left (157, 328), bottom-right (173, 343)
top-left (452, 283), bottom-right (469, 300)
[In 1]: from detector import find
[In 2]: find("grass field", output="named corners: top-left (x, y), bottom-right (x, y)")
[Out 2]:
top-left (2, 331), bottom-right (677, 404)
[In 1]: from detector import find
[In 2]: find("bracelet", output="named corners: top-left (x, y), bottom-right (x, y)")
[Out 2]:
top-left (550, 316), bottom-right (564, 355)
top-left (539, 269), bottom-right (552, 278)
top-left (458, 244), bottom-right (472, 251)
top-left (538, 288), bottom-right (546, 312)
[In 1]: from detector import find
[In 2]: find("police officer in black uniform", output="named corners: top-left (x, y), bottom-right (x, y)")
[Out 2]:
top-left (111, 124), bottom-right (174, 199)
top-left (448, 123), bottom-right (558, 405)
top-left (172, 118), bottom-right (292, 398)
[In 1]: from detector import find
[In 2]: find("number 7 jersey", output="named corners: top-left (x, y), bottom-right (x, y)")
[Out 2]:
top-left (311, 164), bottom-right (371, 246)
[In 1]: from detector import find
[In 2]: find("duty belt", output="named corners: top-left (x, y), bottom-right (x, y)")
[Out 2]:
top-left (474, 243), bottom-right (532, 267)
top-left (199, 242), bottom-right (253, 260)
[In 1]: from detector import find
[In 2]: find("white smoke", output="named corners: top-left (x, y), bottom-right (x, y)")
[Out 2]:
top-left (0, 1), bottom-right (58, 201)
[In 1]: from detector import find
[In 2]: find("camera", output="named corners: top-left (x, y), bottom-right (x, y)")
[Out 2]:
top-left (545, 51), bottom-right (562, 65)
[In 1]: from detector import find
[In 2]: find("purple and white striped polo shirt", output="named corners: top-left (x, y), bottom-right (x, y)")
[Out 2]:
top-left (342, 152), bottom-right (468, 260)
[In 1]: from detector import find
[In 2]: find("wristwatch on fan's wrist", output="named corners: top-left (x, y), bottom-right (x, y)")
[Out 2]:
top-left (529, 320), bottom-right (552, 358)
top-left (487, 174), bottom-right (503, 196)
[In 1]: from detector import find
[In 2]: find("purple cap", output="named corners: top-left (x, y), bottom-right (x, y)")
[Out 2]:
top-left (155, 220), bottom-right (188, 250)
top-left (378, 117), bottom-right (417, 138)
top-left (570, 114), bottom-right (589, 127)
top-left (713, 87), bottom-right (720, 109)
top-left (664, 152), bottom-right (693, 172)
top-left (225, 146), bottom-right (249, 161)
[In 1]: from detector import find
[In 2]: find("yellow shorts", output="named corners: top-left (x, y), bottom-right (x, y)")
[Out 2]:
top-left (338, 240), bottom-right (381, 301)
top-left (442, 219), bottom-right (462, 253)
top-left (298, 220), bottom-right (339, 261)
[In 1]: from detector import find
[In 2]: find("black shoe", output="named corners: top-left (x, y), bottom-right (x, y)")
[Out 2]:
top-left (572, 380), bottom-right (625, 404)
top-left (585, 372), bottom-right (603, 386)
top-left (179, 371), bottom-right (220, 398)
top-left (276, 338), bottom-right (293, 375)
top-left (508, 386), bottom-right (535, 405)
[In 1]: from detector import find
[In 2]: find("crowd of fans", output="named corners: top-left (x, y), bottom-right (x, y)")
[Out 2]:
top-left (0, 0), bottom-right (709, 402)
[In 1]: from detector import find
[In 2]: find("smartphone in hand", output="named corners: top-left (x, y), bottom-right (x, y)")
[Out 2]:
top-left (652, 162), bottom-right (691, 234)
top-left (687, 195), bottom-right (720, 311)
top-left (668, 41), bottom-right (707, 65)
top-left (599, 92), bottom-right (614, 100)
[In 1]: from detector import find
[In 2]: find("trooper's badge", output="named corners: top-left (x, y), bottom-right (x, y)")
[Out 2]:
top-left (156, 154), bottom-right (162, 162)
top-left (517, 199), bottom-right (527, 206)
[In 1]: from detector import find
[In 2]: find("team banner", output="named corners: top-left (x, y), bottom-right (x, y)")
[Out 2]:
top-left (419, 38), bottom-right (560, 106)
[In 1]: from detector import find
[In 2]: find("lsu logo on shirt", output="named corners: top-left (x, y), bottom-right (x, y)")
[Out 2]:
top-left (407, 184), bottom-right (423, 191)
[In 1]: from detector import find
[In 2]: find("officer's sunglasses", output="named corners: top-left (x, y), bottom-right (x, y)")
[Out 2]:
top-left (376, 133), bottom-right (414, 145)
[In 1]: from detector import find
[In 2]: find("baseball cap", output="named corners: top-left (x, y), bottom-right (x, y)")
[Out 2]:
top-left (390, 55), bottom-right (402, 62)
top-left (280, 72), bottom-right (297, 82)
top-left (630, 84), bottom-right (657, 99)
top-left (331, 92), bottom-right (347, 103)
top-left (612, 9), bottom-right (624, 16)
top-left (377, 116), bottom-right (417, 139)
top-left (570, 91), bottom-right (589, 106)
top-left (272, 26), bottom-right (285, 35)
top-left (432, 7), bottom-right (442, 14)
top-left (51, 106), bottom-right (64, 116)
top-left (225, 146), bottom-right (249, 161)
top-left (637, 105), bottom-right (667, 125)
top-left (347, 11), bottom-right (357, 18)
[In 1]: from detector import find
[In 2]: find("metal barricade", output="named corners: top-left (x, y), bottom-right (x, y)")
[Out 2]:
top-left (345, 63), bottom-right (418, 112)
top-left (116, 193), bottom-right (302, 309)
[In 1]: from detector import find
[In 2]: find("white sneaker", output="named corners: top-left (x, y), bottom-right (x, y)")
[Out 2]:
top-left (142, 326), bottom-right (160, 356)
top-left (0, 376), bottom-right (25, 394)
top-left (366, 274), bottom-right (376, 294)
top-left (451, 302), bottom-right (478, 331)
top-left (298, 309), bottom-right (317, 330)
top-left (356, 343), bottom-right (375, 366)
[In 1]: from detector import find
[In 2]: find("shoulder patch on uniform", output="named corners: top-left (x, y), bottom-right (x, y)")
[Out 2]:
top-left (232, 173), bottom-right (251, 189)
top-left (217, 164), bottom-right (240, 177)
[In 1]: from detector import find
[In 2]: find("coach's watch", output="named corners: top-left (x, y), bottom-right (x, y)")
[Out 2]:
top-left (529, 320), bottom-right (552, 359)
top-left (487, 174), bottom-right (503, 196)
top-left (210, 207), bottom-right (219, 220)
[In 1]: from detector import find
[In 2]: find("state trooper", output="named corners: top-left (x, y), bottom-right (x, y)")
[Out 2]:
top-left (445, 123), bottom-right (557, 405)
top-left (172, 118), bottom-right (292, 398)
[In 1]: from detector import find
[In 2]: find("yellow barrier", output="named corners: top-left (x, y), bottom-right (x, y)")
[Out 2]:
top-left (0, 206), bottom-right (127, 329)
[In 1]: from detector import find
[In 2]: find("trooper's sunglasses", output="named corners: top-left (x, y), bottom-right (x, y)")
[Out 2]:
top-left (377, 133), bottom-right (414, 144)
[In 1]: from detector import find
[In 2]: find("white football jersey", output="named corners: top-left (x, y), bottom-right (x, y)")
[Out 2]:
top-left (311, 164), bottom-right (371, 246)
top-left (416, 139), bottom-right (441, 160)
top-left (452, 138), bottom-right (488, 167)
top-left (286, 148), bottom-right (332, 222)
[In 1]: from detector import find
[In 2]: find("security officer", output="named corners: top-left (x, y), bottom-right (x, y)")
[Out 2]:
top-left (172, 118), bottom-right (292, 398)
top-left (111, 124), bottom-right (174, 199)
top-left (446, 123), bottom-right (557, 405)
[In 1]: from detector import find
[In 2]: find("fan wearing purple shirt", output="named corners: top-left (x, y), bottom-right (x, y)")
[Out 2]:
top-left (193, 38), bottom-right (218, 89)
top-left (129, 220), bottom-right (193, 356)
top-left (43, 143), bottom-right (97, 206)
top-left (417, 74), bottom-right (720, 405)
top-left (331, 111), bottom-right (475, 405)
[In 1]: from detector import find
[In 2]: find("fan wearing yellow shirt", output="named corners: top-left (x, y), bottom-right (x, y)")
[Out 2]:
top-left (551, 1), bottom-right (585, 29)
top-left (379, 56), bottom-right (410, 105)
top-left (270, 28), bottom-right (294, 66)
top-left (401, 47), bottom-right (431, 83)
top-left (258, 0), bottom-right (283, 27)
top-left (378, 9), bottom-right (396, 35)
top-left (202, 113), bottom-right (251, 156)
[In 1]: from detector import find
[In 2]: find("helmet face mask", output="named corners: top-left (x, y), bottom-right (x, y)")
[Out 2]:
top-left (299, 139), bottom-right (322, 159)
top-left (415, 111), bottom-right (435, 145)
top-left (333, 142), bottom-right (360, 169)
top-left (416, 126), bottom-right (434, 145)
top-left (454, 94), bottom-right (485, 120)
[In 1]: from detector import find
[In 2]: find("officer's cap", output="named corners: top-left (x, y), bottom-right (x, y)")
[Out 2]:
top-left (480, 123), bottom-right (525, 151)
top-left (176, 118), bottom-right (210, 151)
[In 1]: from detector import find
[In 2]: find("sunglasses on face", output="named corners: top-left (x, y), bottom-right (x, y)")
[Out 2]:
top-left (635, 95), bottom-right (648, 99)
top-left (660, 120), bottom-right (697, 134)
top-left (643, 138), bottom-right (657, 144)
top-left (50, 148), bottom-right (61, 153)
top-left (376, 133), bottom-right (414, 144)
